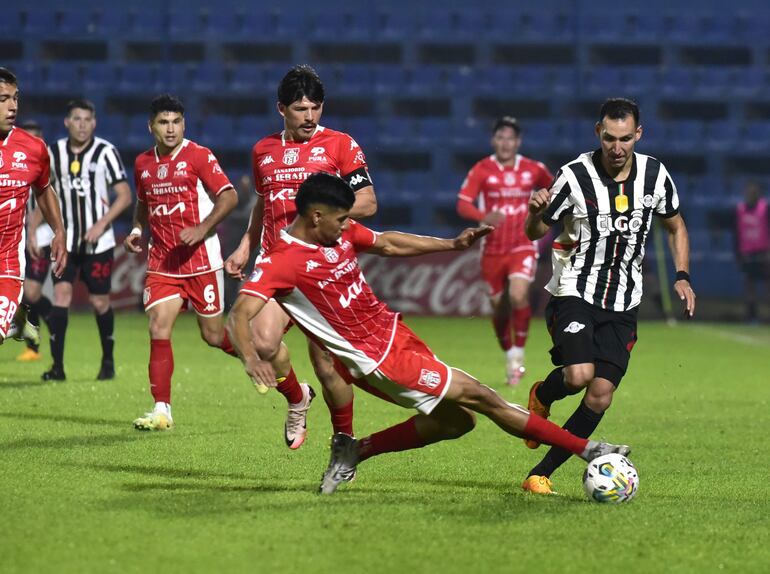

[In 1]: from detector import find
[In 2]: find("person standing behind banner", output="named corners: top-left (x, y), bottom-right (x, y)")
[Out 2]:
top-left (736, 181), bottom-right (770, 323)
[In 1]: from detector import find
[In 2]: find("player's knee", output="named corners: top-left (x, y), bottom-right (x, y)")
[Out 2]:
top-left (253, 336), bottom-right (280, 361)
top-left (200, 327), bottom-right (223, 347)
top-left (584, 391), bottom-right (613, 413)
top-left (447, 408), bottom-right (476, 438)
top-left (90, 297), bottom-right (110, 315)
top-left (564, 365), bottom-right (594, 390)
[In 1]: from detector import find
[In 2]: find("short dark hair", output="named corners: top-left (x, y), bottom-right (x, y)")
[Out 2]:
top-left (150, 94), bottom-right (185, 119)
top-left (278, 65), bottom-right (325, 107)
top-left (0, 67), bottom-right (17, 86)
top-left (492, 116), bottom-right (521, 136)
top-left (599, 98), bottom-right (640, 126)
top-left (20, 120), bottom-right (42, 134)
top-left (295, 173), bottom-right (355, 216)
top-left (66, 98), bottom-right (96, 116)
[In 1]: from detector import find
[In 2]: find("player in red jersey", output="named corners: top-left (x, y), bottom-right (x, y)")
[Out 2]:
top-left (125, 94), bottom-right (238, 431)
top-left (225, 65), bottom-right (377, 449)
top-left (457, 117), bottom-right (553, 386)
top-left (0, 68), bottom-right (66, 345)
top-left (227, 173), bottom-right (631, 494)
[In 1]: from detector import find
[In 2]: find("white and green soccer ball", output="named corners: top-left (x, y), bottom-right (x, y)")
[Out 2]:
top-left (583, 453), bottom-right (639, 503)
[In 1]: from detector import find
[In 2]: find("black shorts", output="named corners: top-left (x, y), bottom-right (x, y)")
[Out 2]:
top-left (25, 247), bottom-right (52, 283)
top-left (741, 252), bottom-right (768, 281)
top-left (53, 248), bottom-right (114, 295)
top-left (545, 296), bottom-right (638, 387)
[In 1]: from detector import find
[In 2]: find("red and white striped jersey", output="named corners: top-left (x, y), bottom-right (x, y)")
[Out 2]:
top-left (458, 154), bottom-right (553, 256)
top-left (240, 221), bottom-right (398, 378)
top-left (0, 127), bottom-right (51, 279)
top-left (134, 139), bottom-right (232, 277)
top-left (252, 126), bottom-right (371, 252)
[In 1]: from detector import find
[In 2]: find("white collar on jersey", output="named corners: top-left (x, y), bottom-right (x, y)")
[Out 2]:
top-left (491, 153), bottom-right (522, 171)
top-left (2, 126), bottom-right (14, 146)
top-left (154, 138), bottom-right (189, 162)
top-left (279, 228), bottom-right (319, 249)
top-left (280, 125), bottom-right (325, 146)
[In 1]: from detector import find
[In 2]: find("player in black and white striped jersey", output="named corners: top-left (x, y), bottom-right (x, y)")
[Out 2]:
top-left (43, 99), bottom-right (132, 381)
top-left (520, 98), bottom-right (696, 495)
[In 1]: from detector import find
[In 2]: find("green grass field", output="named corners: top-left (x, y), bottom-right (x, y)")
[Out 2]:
top-left (1, 313), bottom-right (768, 573)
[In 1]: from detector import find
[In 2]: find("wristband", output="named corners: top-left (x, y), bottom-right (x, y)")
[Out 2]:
top-left (675, 270), bottom-right (690, 283)
top-left (130, 226), bottom-right (142, 237)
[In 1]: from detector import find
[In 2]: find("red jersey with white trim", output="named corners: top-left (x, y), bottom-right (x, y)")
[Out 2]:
top-left (134, 139), bottom-right (232, 277)
top-left (240, 221), bottom-right (397, 378)
top-left (458, 154), bottom-right (552, 256)
top-left (0, 127), bottom-right (51, 279)
top-left (252, 126), bottom-right (371, 252)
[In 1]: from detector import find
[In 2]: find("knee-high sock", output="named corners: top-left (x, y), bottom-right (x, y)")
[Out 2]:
top-left (522, 412), bottom-right (589, 456)
top-left (48, 306), bottom-right (68, 369)
top-left (512, 305), bottom-right (531, 348)
top-left (358, 416), bottom-right (425, 462)
top-left (31, 296), bottom-right (52, 326)
top-left (219, 330), bottom-right (238, 357)
top-left (492, 309), bottom-right (513, 351)
top-left (326, 397), bottom-right (354, 436)
top-left (536, 367), bottom-right (581, 406)
top-left (149, 339), bottom-right (173, 404)
top-left (95, 308), bottom-right (114, 363)
top-left (276, 368), bottom-right (304, 404)
top-left (528, 401), bottom-right (605, 478)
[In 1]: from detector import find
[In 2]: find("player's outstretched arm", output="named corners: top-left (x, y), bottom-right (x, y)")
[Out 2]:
top-left (661, 213), bottom-right (696, 318)
top-left (525, 187), bottom-right (552, 240)
top-left (124, 199), bottom-right (148, 253)
top-left (225, 195), bottom-right (264, 280)
top-left (368, 225), bottom-right (493, 257)
top-left (180, 187), bottom-right (238, 246)
top-left (349, 185), bottom-right (377, 219)
top-left (35, 184), bottom-right (67, 277)
top-left (226, 295), bottom-right (276, 388)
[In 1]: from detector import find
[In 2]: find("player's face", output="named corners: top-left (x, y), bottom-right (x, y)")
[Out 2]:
top-left (279, 97), bottom-right (323, 142)
top-left (150, 111), bottom-right (185, 152)
top-left (491, 126), bottom-right (521, 163)
top-left (0, 82), bottom-right (19, 135)
top-left (596, 115), bottom-right (642, 170)
top-left (65, 108), bottom-right (96, 146)
top-left (312, 206), bottom-right (350, 246)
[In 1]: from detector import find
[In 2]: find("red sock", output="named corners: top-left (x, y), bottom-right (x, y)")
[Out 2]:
top-left (524, 413), bottom-right (588, 455)
top-left (149, 339), bottom-right (173, 404)
top-left (328, 398), bottom-right (354, 436)
top-left (358, 416), bottom-right (425, 462)
top-left (220, 331), bottom-right (237, 357)
top-left (492, 309), bottom-right (513, 351)
top-left (276, 368), bottom-right (304, 404)
top-left (512, 305), bottom-right (531, 348)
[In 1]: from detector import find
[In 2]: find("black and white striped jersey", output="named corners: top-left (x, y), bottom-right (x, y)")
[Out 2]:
top-left (542, 150), bottom-right (679, 311)
top-left (49, 136), bottom-right (127, 254)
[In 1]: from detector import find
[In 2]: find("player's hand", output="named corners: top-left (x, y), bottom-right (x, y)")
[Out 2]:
top-left (124, 232), bottom-right (143, 253)
top-left (674, 280), bottom-right (696, 319)
top-left (528, 188), bottom-right (551, 216)
top-left (27, 235), bottom-right (41, 259)
top-left (84, 221), bottom-right (107, 244)
top-left (482, 211), bottom-right (505, 226)
top-left (225, 245), bottom-right (250, 280)
top-left (179, 225), bottom-right (207, 246)
top-left (50, 233), bottom-right (67, 278)
top-left (245, 357), bottom-right (276, 389)
top-left (453, 225), bottom-right (494, 250)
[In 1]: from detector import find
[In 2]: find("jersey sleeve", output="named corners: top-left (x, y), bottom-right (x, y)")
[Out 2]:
top-left (252, 142), bottom-right (268, 198)
top-left (653, 163), bottom-right (680, 218)
top-left (457, 163), bottom-right (484, 203)
top-left (239, 254), bottom-right (296, 300)
top-left (33, 141), bottom-right (51, 189)
top-left (535, 162), bottom-right (555, 189)
top-left (102, 145), bottom-right (128, 185)
top-left (542, 168), bottom-right (575, 225)
top-left (348, 220), bottom-right (378, 252)
top-left (195, 146), bottom-right (233, 196)
top-left (134, 162), bottom-right (146, 202)
top-left (338, 134), bottom-right (373, 191)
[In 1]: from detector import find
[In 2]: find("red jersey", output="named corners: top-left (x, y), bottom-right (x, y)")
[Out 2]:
top-left (240, 221), bottom-right (398, 378)
top-left (0, 127), bottom-right (51, 279)
top-left (134, 139), bottom-right (233, 277)
top-left (252, 126), bottom-right (371, 252)
top-left (458, 154), bottom-right (552, 256)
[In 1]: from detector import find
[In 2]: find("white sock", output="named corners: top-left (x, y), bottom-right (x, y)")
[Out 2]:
top-left (506, 346), bottom-right (525, 362)
top-left (154, 401), bottom-right (171, 417)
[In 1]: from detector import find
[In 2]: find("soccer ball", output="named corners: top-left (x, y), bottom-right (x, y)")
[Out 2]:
top-left (583, 453), bottom-right (639, 503)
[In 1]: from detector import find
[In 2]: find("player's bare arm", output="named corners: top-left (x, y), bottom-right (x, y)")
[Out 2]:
top-left (84, 180), bottom-right (132, 244)
top-left (125, 199), bottom-right (148, 253)
top-left (368, 225), bottom-right (493, 257)
top-left (525, 187), bottom-right (552, 240)
top-left (180, 187), bottom-right (238, 246)
top-left (34, 183), bottom-right (67, 277)
top-left (661, 213), bottom-right (696, 318)
top-left (225, 195), bottom-right (264, 280)
top-left (26, 203), bottom-right (44, 258)
top-left (226, 295), bottom-right (277, 387)
top-left (348, 185), bottom-right (377, 219)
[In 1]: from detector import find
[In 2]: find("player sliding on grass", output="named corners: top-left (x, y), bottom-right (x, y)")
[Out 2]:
top-left (227, 172), bottom-right (631, 495)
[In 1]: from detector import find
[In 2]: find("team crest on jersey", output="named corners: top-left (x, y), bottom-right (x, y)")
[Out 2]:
top-left (157, 164), bottom-right (169, 180)
top-left (418, 369), bottom-right (442, 390)
top-left (283, 148), bottom-right (300, 165)
top-left (143, 287), bottom-right (151, 305)
top-left (642, 194), bottom-right (654, 208)
top-left (260, 155), bottom-right (274, 166)
top-left (322, 248), bottom-right (339, 263)
top-left (564, 321), bottom-right (586, 334)
top-left (504, 173), bottom-right (516, 186)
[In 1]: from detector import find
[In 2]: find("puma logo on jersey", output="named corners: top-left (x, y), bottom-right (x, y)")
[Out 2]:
top-left (563, 321), bottom-right (586, 334)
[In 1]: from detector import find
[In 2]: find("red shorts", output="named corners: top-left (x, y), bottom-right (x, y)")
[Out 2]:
top-left (143, 270), bottom-right (224, 317)
top-left (481, 249), bottom-right (538, 297)
top-left (355, 321), bottom-right (452, 414)
top-left (0, 278), bottom-right (23, 338)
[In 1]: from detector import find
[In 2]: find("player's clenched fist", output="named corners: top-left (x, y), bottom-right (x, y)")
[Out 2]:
top-left (528, 187), bottom-right (551, 216)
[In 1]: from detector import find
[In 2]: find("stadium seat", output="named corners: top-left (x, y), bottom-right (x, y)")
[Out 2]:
top-left (235, 116), bottom-right (276, 147)
top-left (694, 67), bottom-right (733, 99)
top-left (117, 64), bottom-right (159, 93)
top-left (663, 120), bottom-right (706, 153)
top-left (704, 120), bottom-right (740, 153)
top-left (380, 117), bottom-right (416, 146)
top-left (741, 122), bottom-right (770, 152)
top-left (0, 9), bottom-right (22, 36)
top-left (83, 63), bottom-right (118, 91)
top-left (96, 116), bottom-right (125, 143)
top-left (374, 66), bottom-right (409, 96)
top-left (58, 9), bottom-right (99, 36)
top-left (731, 67), bottom-right (766, 99)
top-left (660, 67), bottom-right (698, 98)
top-left (583, 67), bottom-right (626, 97)
top-left (622, 66), bottom-right (660, 98)
top-left (376, 10), bottom-right (416, 41)
top-left (202, 10), bottom-right (243, 38)
top-left (43, 62), bottom-right (82, 92)
top-left (169, 10), bottom-right (203, 39)
top-left (21, 10), bottom-right (57, 37)
top-left (334, 65), bottom-right (375, 96)
top-left (190, 63), bottom-right (227, 93)
top-left (94, 7), bottom-right (127, 36)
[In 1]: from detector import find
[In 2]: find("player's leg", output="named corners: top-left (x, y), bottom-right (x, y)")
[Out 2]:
top-left (506, 251), bottom-right (537, 386)
top-left (186, 270), bottom-right (237, 356)
top-left (0, 279), bottom-right (24, 346)
top-left (44, 269), bottom-right (74, 381)
top-left (83, 249), bottom-right (115, 380)
top-left (482, 254), bottom-right (514, 384)
top-left (308, 339), bottom-right (354, 436)
top-left (20, 248), bottom-right (53, 361)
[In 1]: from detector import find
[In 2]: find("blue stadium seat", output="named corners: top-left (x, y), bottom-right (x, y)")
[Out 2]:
top-left (169, 10), bottom-right (203, 39)
top-left (0, 9), bottom-right (22, 36)
top-left (731, 67), bottom-right (766, 98)
top-left (581, 11), bottom-right (661, 43)
top-left (694, 67), bottom-right (733, 99)
top-left (476, 67), bottom-right (514, 95)
top-left (202, 10), bottom-right (243, 38)
top-left (196, 115), bottom-right (235, 149)
top-left (622, 66), bottom-right (660, 98)
top-left (583, 67), bottom-right (626, 97)
top-left (376, 10), bottom-right (416, 41)
top-left (58, 9), bottom-right (99, 36)
top-left (704, 120), bottom-right (740, 153)
top-left (96, 116), bottom-right (125, 144)
top-left (43, 62), bottom-right (82, 92)
top-left (334, 65), bottom-right (374, 96)
top-left (660, 67), bottom-right (698, 98)
top-left (126, 114), bottom-right (153, 148)
top-left (379, 118), bottom-right (416, 146)
top-left (312, 12), bottom-right (374, 41)
top-left (525, 119), bottom-right (575, 150)
top-left (663, 120), bottom-right (706, 153)
top-left (190, 63), bottom-right (226, 93)
top-left (117, 64), bottom-right (159, 93)
top-left (83, 63), bottom-right (117, 91)
top-left (741, 122), bottom-right (770, 153)
top-left (94, 7), bottom-right (127, 36)
top-left (271, 10), bottom-right (310, 38)
top-left (374, 66), bottom-right (409, 96)
top-left (414, 118), bottom-right (451, 145)
top-left (519, 12), bottom-right (574, 42)
top-left (22, 10), bottom-right (57, 37)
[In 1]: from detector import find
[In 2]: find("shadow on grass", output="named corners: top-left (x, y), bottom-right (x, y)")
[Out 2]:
top-left (0, 432), bottom-right (138, 450)
top-left (0, 379), bottom-right (61, 389)
top-left (59, 461), bottom-right (256, 482)
top-left (0, 411), bottom-right (126, 427)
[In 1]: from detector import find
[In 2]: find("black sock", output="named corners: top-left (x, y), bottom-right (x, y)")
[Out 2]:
top-left (31, 296), bottom-right (53, 326)
top-left (535, 367), bottom-right (580, 406)
top-left (528, 401), bottom-right (605, 478)
top-left (25, 305), bottom-right (40, 352)
top-left (95, 308), bottom-right (114, 364)
top-left (48, 306), bottom-right (69, 370)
